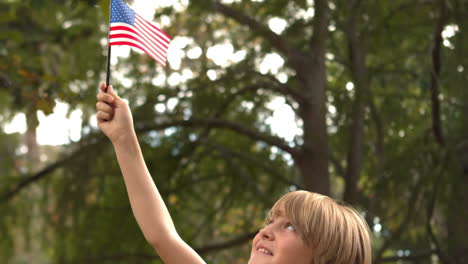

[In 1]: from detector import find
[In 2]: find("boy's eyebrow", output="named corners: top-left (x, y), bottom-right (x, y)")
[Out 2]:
top-left (272, 208), bottom-right (284, 215)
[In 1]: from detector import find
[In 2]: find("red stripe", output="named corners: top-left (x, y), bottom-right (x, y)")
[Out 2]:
top-left (110, 26), bottom-right (168, 59)
top-left (109, 19), bottom-right (171, 67)
top-left (111, 23), bottom-right (170, 46)
top-left (136, 14), bottom-right (171, 40)
top-left (135, 16), bottom-right (170, 46)
top-left (110, 34), bottom-right (167, 62)
top-left (134, 21), bottom-right (169, 50)
top-left (110, 25), bottom-right (138, 34)
top-left (110, 24), bottom-right (168, 54)
top-left (134, 17), bottom-right (170, 49)
top-left (110, 41), bottom-right (166, 67)
top-left (110, 32), bottom-right (167, 62)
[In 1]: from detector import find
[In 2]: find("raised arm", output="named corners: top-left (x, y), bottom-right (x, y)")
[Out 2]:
top-left (96, 82), bottom-right (205, 264)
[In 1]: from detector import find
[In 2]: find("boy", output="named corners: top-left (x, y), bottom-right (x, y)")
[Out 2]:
top-left (96, 82), bottom-right (372, 264)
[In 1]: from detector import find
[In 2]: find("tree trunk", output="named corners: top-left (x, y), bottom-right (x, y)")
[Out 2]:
top-left (447, 91), bottom-right (468, 264)
top-left (294, 0), bottom-right (330, 196)
top-left (296, 74), bottom-right (330, 195)
top-left (429, 0), bottom-right (447, 147)
top-left (25, 107), bottom-right (39, 168)
top-left (213, 0), bottom-right (331, 195)
top-left (446, 0), bottom-right (468, 261)
top-left (22, 105), bottom-right (46, 263)
top-left (342, 0), bottom-right (368, 204)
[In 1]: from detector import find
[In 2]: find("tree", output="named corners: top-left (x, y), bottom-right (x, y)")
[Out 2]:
top-left (1, 0), bottom-right (467, 263)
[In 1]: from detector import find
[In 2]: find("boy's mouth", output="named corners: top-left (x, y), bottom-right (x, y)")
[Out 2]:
top-left (256, 245), bottom-right (273, 256)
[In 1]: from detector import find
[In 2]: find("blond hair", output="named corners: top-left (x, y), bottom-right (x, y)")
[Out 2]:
top-left (268, 190), bottom-right (372, 264)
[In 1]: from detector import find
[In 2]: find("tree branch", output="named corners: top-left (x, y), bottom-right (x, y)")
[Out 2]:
top-left (426, 151), bottom-right (452, 264)
top-left (374, 179), bottom-right (423, 262)
top-left (368, 0), bottom-right (433, 35)
top-left (76, 230), bottom-right (257, 263)
top-left (259, 73), bottom-right (306, 104)
top-left (380, 250), bottom-right (437, 262)
top-left (138, 118), bottom-right (300, 158)
top-left (166, 79), bottom-right (302, 197)
top-left (211, 1), bottom-right (300, 62)
top-left (429, 0), bottom-right (447, 147)
top-left (0, 72), bottom-right (12, 88)
top-left (369, 95), bottom-right (385, 177)
top-left (222, 80), bottom-right (305, 108)
top-left (196, 230), bottom-right (257, 254)
top-left (329, 152), bottom-right (345, 178)
top-left (216, 71), bottom-right (306, 106)
top-left (205, 139), bottom-right (300, 188)
top-left (0, 135), bottom-right (106, 203)
top-left (2, 115), bottom-right (299, 202)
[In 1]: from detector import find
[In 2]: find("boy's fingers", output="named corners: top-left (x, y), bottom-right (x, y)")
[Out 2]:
top-left (97, 111), bottom-right (112, 121)
top-left (99, 82), bottom-right (112, 93)
top-left (96, 92), bottom-right (115, 104)
top-left (99, 82), bottom-right (107, 92)
top-left (96, 101), bottom-right (114, 114)
top-left (106, 85), bottom-right (118, 98)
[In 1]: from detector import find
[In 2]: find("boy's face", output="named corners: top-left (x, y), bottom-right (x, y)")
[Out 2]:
top-left (247, 215), bottom-right (313, 264)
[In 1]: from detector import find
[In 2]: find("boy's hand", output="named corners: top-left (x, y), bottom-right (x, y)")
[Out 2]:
top-left (96, 82), bottom-right (135, 145)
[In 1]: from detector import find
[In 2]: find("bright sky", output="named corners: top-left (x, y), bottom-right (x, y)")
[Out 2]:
top-left (3, 102), bottom-right (83, 145)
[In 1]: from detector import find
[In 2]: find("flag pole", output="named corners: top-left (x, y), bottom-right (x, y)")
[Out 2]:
top-left (105, 0), bottom-right (112, 92)
top-left (105, 45), bottom-right (111, 92)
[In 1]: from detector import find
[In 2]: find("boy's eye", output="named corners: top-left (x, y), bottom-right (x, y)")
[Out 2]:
top-left (285, 223), bottom-right (295, 231)
top-left (266, 218), bottom-right (274, 225)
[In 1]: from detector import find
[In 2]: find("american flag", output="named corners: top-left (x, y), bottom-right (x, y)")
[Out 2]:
top-left (109, 0), bottom-right (171, 67)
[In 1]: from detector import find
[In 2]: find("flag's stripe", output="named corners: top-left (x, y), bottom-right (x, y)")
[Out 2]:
top-left (135, 14), bottom-right (171, 41)
top-left (110, 40), bottom-right (166, 67)
top-left (135, 16), bottom-right (170, 48)
top-left (110, 24), bottom-right (169, 62)
top-left (134, 19), bottom-right (169, 51)
top-left (110, 23), bottom-right (169, 57)
top-left (109, 29), bottom-right (166, 64)
top-left (109, 36), bottom-right (166, 66)
top-left (110, 25), bottom-right (168, 61)
top-left (110, 34), bottom-right (166, 64)
top-left (108, 0), bottom-right (171, 66)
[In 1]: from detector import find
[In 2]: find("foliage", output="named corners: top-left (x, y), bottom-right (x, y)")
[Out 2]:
top-left (0, 0), bottom-right (467, 263)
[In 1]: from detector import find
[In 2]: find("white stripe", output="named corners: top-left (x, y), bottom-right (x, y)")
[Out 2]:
top-left (135, 18), bottom-right (170, 46)
top-left (135, 15), bottom-right (171, 43)
top-left (110, 38), bottom-right (166, 66)
top-left (110, 23), bottom-right (168, 56)
top-left (111, 21), bottom-right (170, 49)
top-left (109, 22), bottom-right (170, 66)
top-left (110, 29), bottom-right (168, 60)
top-left (134, 19), bottom-right (170, 51)
top-left (132, 22), bottom-right (169, 54)
top-left (110, 33), bottom-right (166, 63)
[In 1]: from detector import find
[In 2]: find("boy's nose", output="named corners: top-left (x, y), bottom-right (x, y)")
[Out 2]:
top-left (260, 226), bottom-right (274, 240)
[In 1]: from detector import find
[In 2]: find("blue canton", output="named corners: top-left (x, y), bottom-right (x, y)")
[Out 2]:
top-left (110, 0), bottom-right (135, 25)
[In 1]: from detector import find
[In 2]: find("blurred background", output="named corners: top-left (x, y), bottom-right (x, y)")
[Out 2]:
top-left (0, 0), bottom-right (467, 263)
